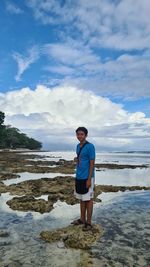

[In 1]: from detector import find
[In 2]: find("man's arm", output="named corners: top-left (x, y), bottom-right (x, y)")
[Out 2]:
top-left (86, 159), bottom-right (95, 188)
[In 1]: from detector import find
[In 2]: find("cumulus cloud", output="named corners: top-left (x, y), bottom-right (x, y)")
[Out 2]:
top-left (13, 46), bottom-right (40, 81)
top-left (0, 85), bottom-right (150, 150)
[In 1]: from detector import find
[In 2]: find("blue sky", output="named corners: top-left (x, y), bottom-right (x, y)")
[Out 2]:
top-left (0, 0), bottom-right (150, 150)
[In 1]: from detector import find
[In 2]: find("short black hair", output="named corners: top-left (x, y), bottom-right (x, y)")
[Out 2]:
top-left (76, 127), bottom-right (88, 136)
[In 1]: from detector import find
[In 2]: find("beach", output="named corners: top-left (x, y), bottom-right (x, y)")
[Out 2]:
top-left (0, 150), bottom-right (150, 267)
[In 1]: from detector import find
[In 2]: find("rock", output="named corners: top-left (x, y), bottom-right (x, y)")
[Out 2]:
top-left (40, 224), bottom-right (103, 250)
top-left (4, 261), bottom-right (22, 267)
top-left (6, 195), bottom-right (53, 213)
top-left (1, 151), bottom-right (150, 214)
top-left (6, 175), bottom-right (150, 213)
top-left (0, 173), bottom-right (20, 181)
top-left (95, 163), bottom-right (148, 169)
top-left (57, 241), bottom-right (65, 248)
top-left (0, 181), bottom-right (8, 194)
top-left (0, 241), bottom-right (12, 246)
top-left (0, 230), bottom-right (10, 237)
top-left (61, 233), bottom-right (68, 241)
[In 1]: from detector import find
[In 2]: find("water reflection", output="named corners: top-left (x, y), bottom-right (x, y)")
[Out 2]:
top-left (0, 190), bottom-right (150, 266)
top-left (95, 167), bottom-right (150, 186)
top-left (23, 151), bottom-right (150, 165)
top-left (3, 167), bottom-right (150, 187)
top-left (92, 190), bottom-right (150, 267)
top-left (4, 172), bottom-right (74, 186)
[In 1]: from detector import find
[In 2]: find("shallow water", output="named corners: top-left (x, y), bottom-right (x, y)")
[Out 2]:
top-left (93, 190), bottom-right (150, 267)
top-left (95, 167), bottom-right (150, 186)
top-left (1, 151), bottom-right (150, 266)
top-left (23, 151), bottom-right (150, 165)
top-left (4, 172), bottom-right (73, 186)
top-left (4, 167), bottom-right (150, 187)
top-left (0, 190), bottom-right (150, 267)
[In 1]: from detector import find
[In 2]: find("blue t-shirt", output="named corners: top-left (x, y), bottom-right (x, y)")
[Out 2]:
top-left (76, 142), bottom-right (95, 180)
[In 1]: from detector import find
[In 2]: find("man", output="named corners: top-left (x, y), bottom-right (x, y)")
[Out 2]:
top-left (72, 127), bottom-right (95, 230)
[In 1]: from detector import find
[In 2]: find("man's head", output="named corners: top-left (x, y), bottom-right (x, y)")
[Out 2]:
top-left (76, 127), bottom-right (88, 143)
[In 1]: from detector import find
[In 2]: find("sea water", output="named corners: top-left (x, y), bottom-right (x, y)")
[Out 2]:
top-left (0, 190), bottom-right (150, 267)
top-left (0, 151), bottom-right (150, 266)
top-left (23, 151), bottom-right (150, 165)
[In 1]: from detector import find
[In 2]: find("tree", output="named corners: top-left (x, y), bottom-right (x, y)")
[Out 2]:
top-left (5, 126), bottom-right (20, 148)
top-left (0, 111), bottom-right (6, 148)
top-left (0, 111), bottom-right (5, 128)
top-left (0, 111), bottom-right (42, 150)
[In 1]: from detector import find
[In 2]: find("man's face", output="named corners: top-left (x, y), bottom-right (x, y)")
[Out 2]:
top-left (76, 130), bottom-right (87, 143)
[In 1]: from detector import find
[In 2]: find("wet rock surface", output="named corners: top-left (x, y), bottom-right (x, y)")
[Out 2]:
top-left (95, 163), bottom-right (148, 169)
top-left (0, 181), bottom-right (7, 193)
top-left (0, 173), bottom-right (20, 181)
top-left (0, 151), bottom-right (148, 180)
top-left (0, 151), bottom-right (75, 175)
top-left (40, 224), bottom-right (103, 249)
top-left (0, 150), bottom-right (150, 214)
top-left (7, 195), bottom-right (54, 213)
top-left (6, 175), bottom-right (150, 213)
top-left (0, 151), bottom-right (150, 266)
top-left (0, 230), bottom-right (10, 238)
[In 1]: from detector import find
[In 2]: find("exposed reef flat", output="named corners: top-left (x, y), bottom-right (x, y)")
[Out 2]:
top-left (0, 151), bottom-right (148, 180)
top-left (40, 224), bottom-right (103, 250)
top-left (1, 150), bottom-right (150, 259)
top-left (0, 151), bottom-right (150, 214)
top-left (95, 163), bottom-right (148, 169)
top-left (5, 176), bottom-right (150, 213)
top-left (7, 195), bottom-right (54, 213)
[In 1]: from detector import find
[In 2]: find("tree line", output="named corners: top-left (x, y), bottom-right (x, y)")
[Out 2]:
top-left (0, 111), bottom-right (42, 150)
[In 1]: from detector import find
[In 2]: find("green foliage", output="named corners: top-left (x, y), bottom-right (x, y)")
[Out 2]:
top-left (0, 111), bottom-right (5, 128)
top-left (0, 111), bottom-right (42, 150)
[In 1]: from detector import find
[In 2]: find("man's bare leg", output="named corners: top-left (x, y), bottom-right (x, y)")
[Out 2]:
top-left (80, 200), bottom-right (86, 223)
top-left (86, 199), bottom-right (93, 225)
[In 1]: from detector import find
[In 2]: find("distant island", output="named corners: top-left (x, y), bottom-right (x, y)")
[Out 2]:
top-left (0, 111), bottom-right (42, 150)
top-left (96, 150), bottom-right (150, 154)
top-left (115, 151), bottom-right (150, 154)
top-left (126, 151), bottom-right (150, 154)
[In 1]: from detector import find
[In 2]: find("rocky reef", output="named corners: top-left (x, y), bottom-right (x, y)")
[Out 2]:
top-left (0, 150), bottom-right (150, 214)
top-left (7, 195), bottom-right (54, 213)
top-left (1, 150), bottom-right (150, 254)
top-left (5, 175), bottom-right (150, 213)
top-left (0, 151), bottom-right (148, 179)
top-left (40, 224), bottom-right (103, 250)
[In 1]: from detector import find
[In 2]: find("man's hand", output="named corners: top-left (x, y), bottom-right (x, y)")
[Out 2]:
top-left (86, 178), bottom-right (91, 188)
top-left (74, 157), bottom-right (78, 163)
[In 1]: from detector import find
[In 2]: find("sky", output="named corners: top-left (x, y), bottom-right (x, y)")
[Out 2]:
top-left (0, 0), bottom-right (150, 151)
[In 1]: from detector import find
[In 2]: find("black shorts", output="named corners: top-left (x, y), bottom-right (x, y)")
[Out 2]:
top-left (75, 179), bottom-right (89, 194)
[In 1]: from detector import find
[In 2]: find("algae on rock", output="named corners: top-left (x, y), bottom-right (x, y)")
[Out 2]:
top-left (40, 224), bottom-right (103, 250)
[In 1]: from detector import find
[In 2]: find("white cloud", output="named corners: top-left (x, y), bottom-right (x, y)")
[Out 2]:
top-left (13, 46), bottom-right (40, 81)
top-left (43, 42), bottom-right (100, 67)
top-left (12, 41), bottom-right (150, 98)
top-left (11, 1), bottom-right (150, 98)
top-left (0, 85), bottom-right (150, 150)
top-left (43, 43), bottom-right (150, 98)
top-left (6, 2), bottom-right (23, 14)
top-left (44, 65), bottom-right (74, 75)
top-left (27, 0), bottom-right (150, 50)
